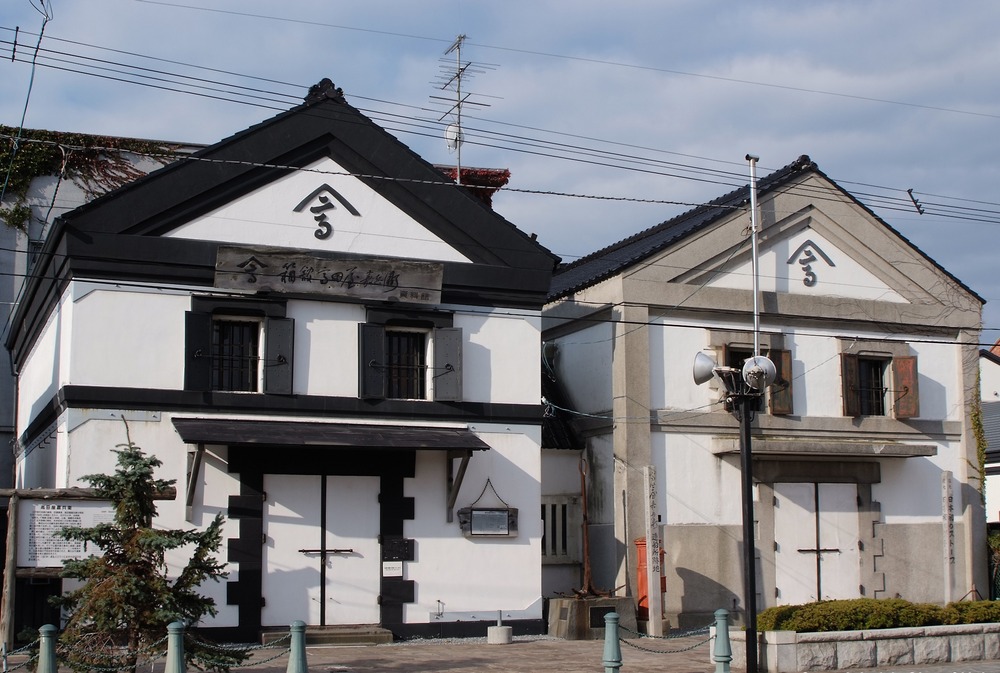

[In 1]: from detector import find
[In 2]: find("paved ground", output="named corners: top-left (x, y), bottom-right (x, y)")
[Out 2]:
top-left (268, 636), bottom-right (1000, 673)
top-left (275, 633), bottom-right (716, 673)
top-left (14, 633), bottom-right (1000, 673)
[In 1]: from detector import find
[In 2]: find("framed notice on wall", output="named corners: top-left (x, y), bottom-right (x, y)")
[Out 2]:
top-left (456, 507), bottom-right (519, 538)
top-left (16, 500), bottom-right (114, 568)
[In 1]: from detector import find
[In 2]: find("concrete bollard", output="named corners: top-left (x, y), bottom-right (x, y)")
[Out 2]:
top-left (713, 609), bottom-right (732, 673)
top-left (602, 612), bottom-right (622, 673)
top-left (36, 624), bottom-right (57, 673)
top-left (487, 610), bottom-right (512, 645)
top-left (165, 621), bottom-right (186, 673)
top-left (286, 620), bottom-right (308, 673)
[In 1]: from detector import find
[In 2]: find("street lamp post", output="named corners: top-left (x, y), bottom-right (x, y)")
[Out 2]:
top-left (737, 389), bottom-right (759, 673)
top-left (692, 153), bottom-right (770, 673)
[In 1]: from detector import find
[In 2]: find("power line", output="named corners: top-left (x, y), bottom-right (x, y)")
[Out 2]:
top-left (128, 2), bottom-right (1000, 122)
top-left (3, 29), bottom-right (999, 225)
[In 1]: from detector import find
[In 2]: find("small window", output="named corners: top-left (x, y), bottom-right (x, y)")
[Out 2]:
top-left (359, 321), bottom-right (462, 402)
top-left (857, 357), bottom-right (888, 416)
top-left (211, 318), bottom-right (262, 392)
top-left (185, 299), bottom-right (293, 394)
top-left (841, 352), bottom-right (919, 419)
top-left (720, 345), bottom-right (794, 415)
top-left (541, 495), bottom-right (582, 565)
top-left (386, 329), bottom-right (427, 400)
top-left (723, 346), bottom-right (763, 412)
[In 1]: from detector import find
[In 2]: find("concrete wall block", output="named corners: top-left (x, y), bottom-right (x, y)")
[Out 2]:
top-left (797, 642), bottom-right (837, 671)
top-left (912, 635), bottom-right (950, 664)
top-left (836, 640), bottom-right (876, 669)
top-left (951, 634), bottom-right (985, 661)
top-left (985, 632), bottom-right (1000, 660)
top-left (763, 632), bottom-right (799, 673)
top-left (876, 637), bottom-right (914, 666)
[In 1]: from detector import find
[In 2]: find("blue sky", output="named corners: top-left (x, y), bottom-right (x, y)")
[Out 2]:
top-left (3, 1), bottom-right (999, 338)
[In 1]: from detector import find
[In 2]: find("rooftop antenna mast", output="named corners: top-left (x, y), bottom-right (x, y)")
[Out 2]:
top-left (430, 35), bottom-right (498, 186)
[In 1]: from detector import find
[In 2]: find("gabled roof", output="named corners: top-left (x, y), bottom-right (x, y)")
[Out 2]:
top-left (548, 155), bottom-right (982, 304)
top-left (54, 79), bottom-right (556, 271)
top-left (7, 79), bottom-right (559, 363)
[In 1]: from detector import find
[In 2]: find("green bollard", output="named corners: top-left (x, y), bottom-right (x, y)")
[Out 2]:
top-left (165, 621), bottom-right (186, 673)
top-left (713, 609), bottom-right (732, 673)
top-left (602, 612), bottom-right (622, 673)
top-left (36, 624), bottom-right (57, 673)
top-left (286, 620), bottom-right (308, 673)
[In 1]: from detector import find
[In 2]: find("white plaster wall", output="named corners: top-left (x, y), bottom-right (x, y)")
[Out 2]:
top-left (17, 293), bottom-right (69, 432)
top-left (286, 299), bottom-right (365, 397)
top-left (15, 424), bottom-right (59, 488)
top-left (69, 285), bottom-right (190, 389)
top-left (981, 357), bottom-right (1000, 400)
top-left (550, 323), bottom-right (613, 414)
top-left (654, 431), bottom-right (743, 527)
top-left (912, 340), bottom-right (962, 421)
top-left (876, 449), bottom-right (963, 524)
top-left (541, 448), bottom-right (582, 495)
top-left (167, 157), bottom-right (470, 263)
top-left (709, 227), bottom-right (906, 302)
top-left (986, 477), bottom-right (1000, 523)
top-left (457, 310), bottom-right (540, 405)
top-left (653, 324), bottom-right (711, 411)
top-left (403, 425), bottom-right (542, 623)
top-left (61, 413), bottom-right (247, 628)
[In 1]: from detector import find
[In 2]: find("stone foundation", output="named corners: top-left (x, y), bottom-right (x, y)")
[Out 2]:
top-left (720, 623), bottom-right (1000, 672)
top-left (547, 597), bottom-right (637, 640)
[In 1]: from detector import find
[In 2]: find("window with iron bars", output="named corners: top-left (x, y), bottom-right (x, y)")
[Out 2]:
top-left (541, 495), bottom-right (582, 565)
top-left (211, 318), bottom-right (261, 392)
top-left (385, 330), bottom-right (426, 399)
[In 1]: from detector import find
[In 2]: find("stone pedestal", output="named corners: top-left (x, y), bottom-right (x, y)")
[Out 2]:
top-left (547, 597), bottom-right (637, 640)
top-left (487, 625), bottom-right (513, 644)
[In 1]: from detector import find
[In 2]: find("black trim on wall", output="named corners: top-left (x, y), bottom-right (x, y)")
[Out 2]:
top-left (19, 385), bottom-right (543, 451)
top-left (225, 472), bottom-right (264, 636)
top-left (6, 232), bottom-right (550, 367)
top-left (224, 446), bottom-right (417, 640)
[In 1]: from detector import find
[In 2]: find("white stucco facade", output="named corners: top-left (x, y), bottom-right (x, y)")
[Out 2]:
top-left (6, 87), bottom-right (556, 641)
top-left (543, 156), bottom-right (986, 629)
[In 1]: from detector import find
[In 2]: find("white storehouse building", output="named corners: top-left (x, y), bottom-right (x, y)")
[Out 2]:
top-left (5, 79), bottom-right (558, 641)
top-left (542, 156), bottom-right (986, 629)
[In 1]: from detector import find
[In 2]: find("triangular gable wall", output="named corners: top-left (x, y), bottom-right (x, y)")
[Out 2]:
top-left (554, 158), bottom-right (980, 330)
top-left (168, 156), bottom-right (472, 263)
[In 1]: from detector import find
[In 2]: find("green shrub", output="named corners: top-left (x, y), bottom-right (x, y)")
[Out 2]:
top-left (756, 598), bottom-right (1000, 633)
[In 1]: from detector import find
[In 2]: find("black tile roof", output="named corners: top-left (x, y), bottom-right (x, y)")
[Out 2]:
top-left (549, 156), bottom-right (816, 299)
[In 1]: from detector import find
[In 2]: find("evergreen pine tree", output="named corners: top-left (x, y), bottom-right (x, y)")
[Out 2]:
top-left (54, 426), bottom-right (233, 672)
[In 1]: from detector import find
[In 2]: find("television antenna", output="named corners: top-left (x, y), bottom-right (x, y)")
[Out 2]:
top-left (429, 34), bottom-right (500, 185)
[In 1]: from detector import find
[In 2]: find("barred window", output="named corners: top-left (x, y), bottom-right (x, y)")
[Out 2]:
top-left (211, 318), bottom-right (261, 392)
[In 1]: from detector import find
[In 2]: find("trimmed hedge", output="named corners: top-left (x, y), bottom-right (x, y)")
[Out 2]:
top-left (757, 598), bottom-right (1000, 633)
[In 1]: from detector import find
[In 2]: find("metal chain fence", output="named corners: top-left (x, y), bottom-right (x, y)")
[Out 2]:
top-left (3, 626), bottom-right (296, 673)
top-left (616, 621), bottom-right (714, 654)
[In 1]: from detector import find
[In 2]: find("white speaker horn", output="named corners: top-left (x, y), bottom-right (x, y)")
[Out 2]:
top-left (693, 351), bottom-right (718, 385)
top-left (742, 355), bottom-right (776, 390)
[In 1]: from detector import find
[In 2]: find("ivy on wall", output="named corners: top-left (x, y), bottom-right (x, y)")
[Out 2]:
top-left (972, 372), bottom-right (988, 504)
top-left (0, 125), bottom-right (167, 230)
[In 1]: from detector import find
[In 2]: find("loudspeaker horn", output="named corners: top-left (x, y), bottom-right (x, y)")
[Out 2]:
top-left (742, 355), bottom-right (776, 390)
top-left (693, 351), bottom-right (718, 385)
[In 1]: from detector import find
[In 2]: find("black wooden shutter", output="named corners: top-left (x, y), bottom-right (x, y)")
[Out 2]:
top-left (769, 349), bottom-right (793, 416)
top-left (359, 323), bottom-right (386, 399)
top-left (893, 355), bottom-right (920, 419)
top-left (264, 318), bottom-right (294, 395)
top-left (184, 311), bottom-right (212, 391)
top-left (841, 353), bottom-right (860, 417)
top-left (433, 327), bottom-right (463, 401)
